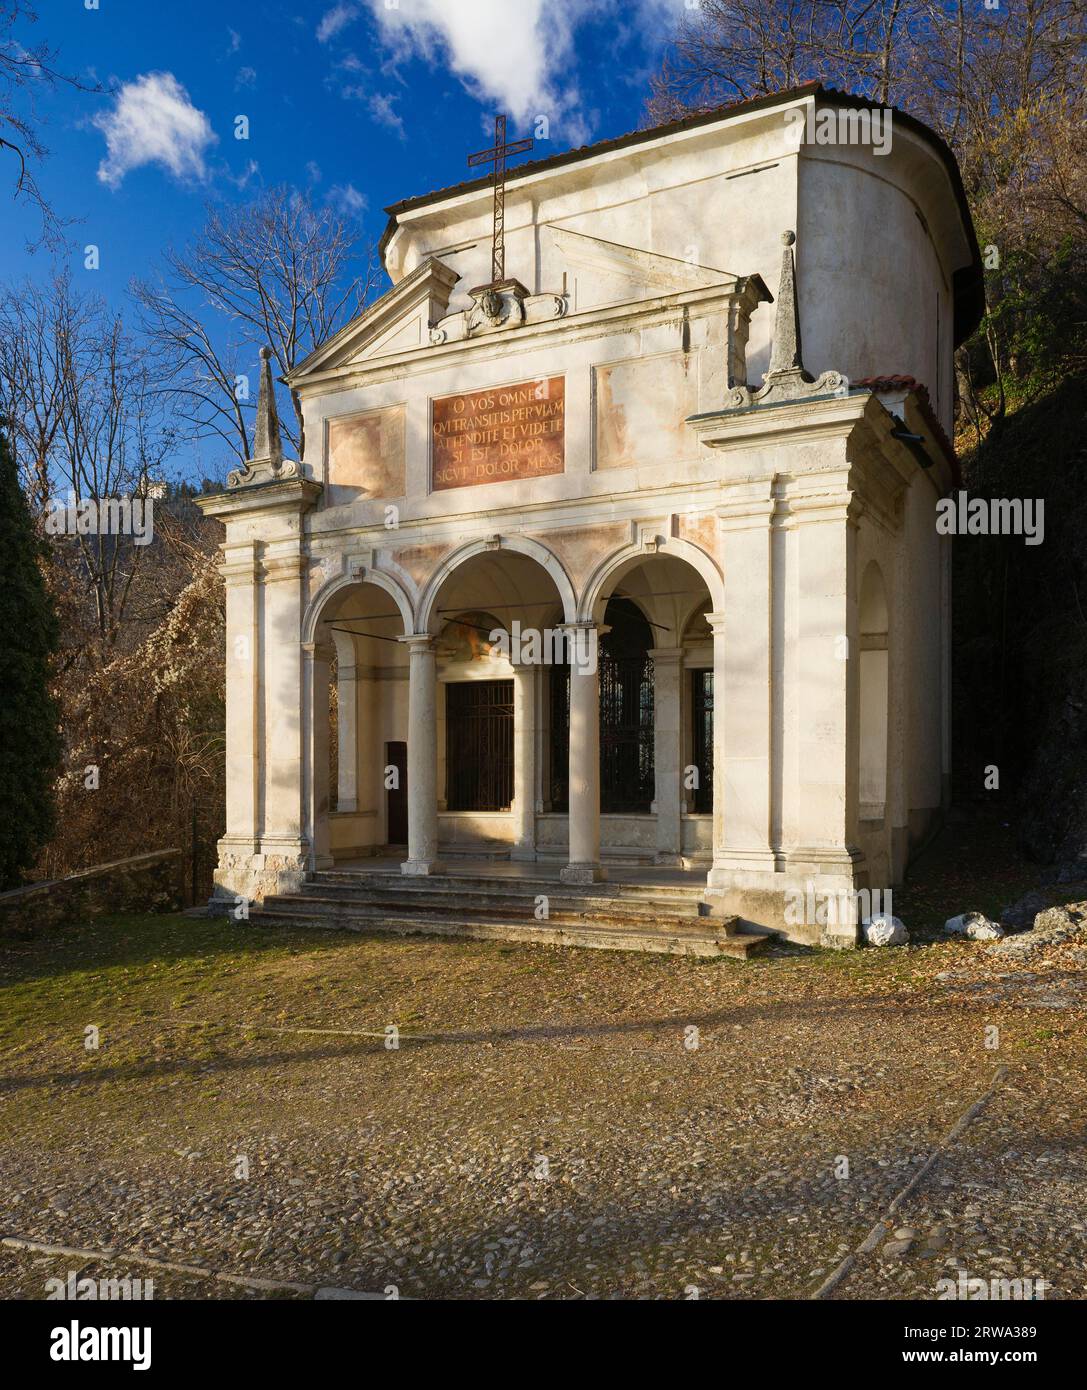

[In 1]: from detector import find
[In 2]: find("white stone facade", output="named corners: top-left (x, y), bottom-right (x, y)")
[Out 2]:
top-left (197, 86), bottom-right (981, 946)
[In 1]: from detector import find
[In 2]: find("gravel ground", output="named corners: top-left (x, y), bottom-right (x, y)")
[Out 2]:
top-left (2, 824), bottom-right (1085, 1302)
top-left (2, 906), bottom-right (1087, 1295)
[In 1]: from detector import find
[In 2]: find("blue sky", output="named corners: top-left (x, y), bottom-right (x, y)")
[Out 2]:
top-left (4, 0), bottom-right (686, 310)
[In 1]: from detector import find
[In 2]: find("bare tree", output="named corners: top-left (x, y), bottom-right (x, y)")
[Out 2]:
top-left (1, 1), bottom-right (99, 244)
top-left (133, 186), bottom-right (382, 465)
top-left (0, 273), bottom-right (74, 511)
top-left (55, 306), bottom-right (176, 649)
top-left (0, 274), bottom-right (175, 650)
top-left (646, 1), bottom-right (933, 122)
top-left (647, 0), bottom-right (1086, 145)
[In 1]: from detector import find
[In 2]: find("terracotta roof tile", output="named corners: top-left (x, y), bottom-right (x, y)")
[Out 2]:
top-left (853, 375), bottom-right (960, 485)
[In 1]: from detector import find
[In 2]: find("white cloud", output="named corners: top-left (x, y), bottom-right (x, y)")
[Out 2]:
top-left (317, 0), bottom-right (682, 142)
top-left (328, 182), bottom-right (367, 216)
top-left (235, 65), bottom-right (257, 89)
top-left (317, 4), bottom-right (361, 45)
top-left (306, 159), bottom-right (323, 184)
top-left (94, 72), bottom-right (217, 189)
top-left (369, 92), bottom-right (406, 138)
top-left (365, 0), bottom-right (608, 131)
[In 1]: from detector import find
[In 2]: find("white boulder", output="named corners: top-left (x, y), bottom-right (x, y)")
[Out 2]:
top-left (944, 911), bottom-right (1004, 941)
top-left (863, 913), bottom-right (908, 946)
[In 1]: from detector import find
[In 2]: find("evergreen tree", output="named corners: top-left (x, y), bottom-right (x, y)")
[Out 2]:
top-left (0, 422), bottom-right (62, 889)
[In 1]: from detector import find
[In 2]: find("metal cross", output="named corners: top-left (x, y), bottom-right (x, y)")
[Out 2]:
top-left (467, 115), bottom-right (534, 286)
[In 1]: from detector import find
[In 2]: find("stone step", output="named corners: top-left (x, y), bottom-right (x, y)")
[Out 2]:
top-left (248, 903), bottom-right (769, 959)
top-left (313, 869), bottom-right (704, 903)
top-left (288, 884), bottom-right (705, 923)
top-left (261, 892), bottom-right (709, 930)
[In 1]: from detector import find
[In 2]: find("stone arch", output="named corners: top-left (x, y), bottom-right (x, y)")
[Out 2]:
top-left (303, 563), bottom-right (413, 644)
top-left (680, 594), bottom-right (713, 645)
top-left (578, 536), bottom-right (725, 624)
top-left (417, 534), bottom-right (577, 634)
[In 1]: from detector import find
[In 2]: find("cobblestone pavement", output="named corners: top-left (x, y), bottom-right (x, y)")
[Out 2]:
top-left (2, 887), bottom-right (1085, 1302)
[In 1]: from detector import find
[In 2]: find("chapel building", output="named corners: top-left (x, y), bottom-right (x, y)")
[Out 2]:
top-left (198, 82), bottom-right (982, 947)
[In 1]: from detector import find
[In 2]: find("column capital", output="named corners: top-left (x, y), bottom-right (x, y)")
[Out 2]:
top-left (705, 611), bottom-right (727, 635)
top-left (398, 633), bottom-right (440, 654)
top-left (301, 640), bottom-right (335, 662)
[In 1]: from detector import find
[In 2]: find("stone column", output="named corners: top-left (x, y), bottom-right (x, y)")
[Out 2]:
top-left (706, 493), bottom-right (776, 890)
top-left (510, 658), bottom-right (537, 861)
top-left (332, 634), bottom-right (359, 814)
top-left (561, 624), bottom-right (605, 884)
top-left (260, 552), bottom-right (309, 888)
top-left (794, 503), bottom-right (859, 861)
top-left (650, 647), bottom-right (684, 863)
top-left (302, 640), bottom-right (334, 871)
top-left (219, 546), bottom-right (260, 861)
top-left (401, 635), bottom-right (443, 876)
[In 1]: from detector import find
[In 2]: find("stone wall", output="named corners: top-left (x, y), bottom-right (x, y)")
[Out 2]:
top-left (0, 850), bottom-right (183, 939)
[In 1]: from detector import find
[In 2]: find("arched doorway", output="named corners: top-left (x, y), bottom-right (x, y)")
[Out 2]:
top-left (573, 549), bottom-right (719, 864)
top-left (420, 544), bottom-right (573, 862)
top-left (305, 575), bottom-right (411, 866)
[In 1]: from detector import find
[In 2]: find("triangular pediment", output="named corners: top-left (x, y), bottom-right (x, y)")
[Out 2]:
top-left (286, 257), bottom-right (459, 382)
top-left (546, 226), bottom-right (732, 312)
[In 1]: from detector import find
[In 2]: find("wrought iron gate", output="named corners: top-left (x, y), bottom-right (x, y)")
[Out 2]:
top-left (445, 679), bottom-right (514, 811)
top-left (691, 669), bottom-right (714, 813)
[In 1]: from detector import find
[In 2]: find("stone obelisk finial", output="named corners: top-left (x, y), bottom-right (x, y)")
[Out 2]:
top-left (252, 345), bottom-right (284, 467)
top-left (226, 345), bottom-right (299, 487)
top-left (767, 230), bottom-right (811, 381)
top-left (714, 230), bottom-right (846, 410)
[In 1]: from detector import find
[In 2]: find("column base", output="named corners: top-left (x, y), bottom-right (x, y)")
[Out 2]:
top-left (510, 847), bottom-right (538, 862)
top-left (560, 861), bottom-right (607, 884)
top-left (400, 858), bottom-right (446, 877)
top-left (703, 850), bottom-right (869, 948)
top-left (211, 837), bottom-right (307, 905)
top-left (654, 851), bottom-right (683, 867)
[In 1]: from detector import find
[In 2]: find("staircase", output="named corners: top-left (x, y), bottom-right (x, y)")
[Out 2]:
top-left (250, 869), bottom-right (771, 959)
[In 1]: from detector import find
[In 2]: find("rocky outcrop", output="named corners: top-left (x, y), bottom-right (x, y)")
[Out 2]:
top-left (987, 899), bottom-right (1087, 959)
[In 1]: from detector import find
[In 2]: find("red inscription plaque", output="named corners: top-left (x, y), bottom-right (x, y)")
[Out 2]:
top-left (431, 376), bottom-right (565, 491)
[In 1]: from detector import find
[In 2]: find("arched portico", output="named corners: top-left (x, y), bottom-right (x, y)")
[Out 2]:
top-left (398, 538), bottom-right (575, 875)
top-left (558, 543), bottom-right (720, 877)
top-left (416, 534), bottom-right (577, 634)
top-left (303, 572), bottom-right (412, 873)
top-left (578, 536), bottom-right (725, 624)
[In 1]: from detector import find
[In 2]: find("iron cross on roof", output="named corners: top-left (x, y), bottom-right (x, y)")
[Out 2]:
top-left (467, 115), bottom-right (534, 287)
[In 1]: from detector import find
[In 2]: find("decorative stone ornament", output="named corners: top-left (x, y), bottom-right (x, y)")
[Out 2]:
top-left (723, 232), bottom-right (847, 409)
top-left (227, 346), bottom-right (301, 488)
top-left (429, 280), bottom-right (566, 344)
